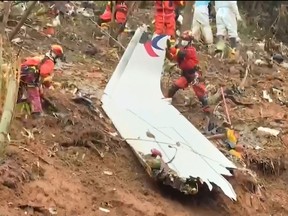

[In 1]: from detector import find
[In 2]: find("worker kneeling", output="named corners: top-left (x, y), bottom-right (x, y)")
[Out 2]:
top-left (165, 31), bottom-right (210, 113)
top-left (98, 1), bottom-right (128, 32)
top-left (18, 45), bottom-right (64, 118)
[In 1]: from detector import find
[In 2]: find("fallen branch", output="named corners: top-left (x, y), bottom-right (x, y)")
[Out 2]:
top-left (221, 87), bottom-right (231, 125)
top-left (12, 42), bottom-right (35, 55)
top-left (10, 143), bottom-right (51, 165)
top-left (0, 58), bottom-right (19, 159)
top-left (239, 64), bottom-right (250, 90)
top-left (87, 141), bottom-right (104, 158)
top-left (206, 133), bottom-right (226, 140)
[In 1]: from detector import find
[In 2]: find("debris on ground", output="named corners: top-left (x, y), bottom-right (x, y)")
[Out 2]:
top-left (1, 1), bottom-right (288, 216)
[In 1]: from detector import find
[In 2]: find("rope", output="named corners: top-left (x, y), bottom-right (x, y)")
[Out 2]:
top-left (89, 18), bottom-right (126, 50)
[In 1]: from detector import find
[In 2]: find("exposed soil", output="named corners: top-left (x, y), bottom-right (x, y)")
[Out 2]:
top-left (1, 4), bottom-right (288, 216)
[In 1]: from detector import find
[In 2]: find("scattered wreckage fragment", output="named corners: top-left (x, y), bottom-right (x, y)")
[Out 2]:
top-left (101, 26), bottom-right (237, 200)
top-left (142, 148), bottom-right (199, 195)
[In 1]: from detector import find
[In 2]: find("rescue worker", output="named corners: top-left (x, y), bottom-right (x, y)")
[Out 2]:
top-left (191, 1), bottom-right (213, 46)
top-left (18, 45), bottom-right (64, 117)
top-left (165, 31), bottom-right (210, 113)
top-left (215, 1), bottom-right (242, 55)
top-left (154, 1), bottom-right (185, 44)
top-left (98, 1), bottom-right (128, 32)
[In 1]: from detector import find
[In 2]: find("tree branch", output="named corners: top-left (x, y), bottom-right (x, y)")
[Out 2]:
top-left (8, 1), bottom-right (37, 41)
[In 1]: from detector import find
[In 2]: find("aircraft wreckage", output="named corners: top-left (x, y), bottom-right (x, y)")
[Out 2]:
top-left (101, 25), bottom-right (237, 200)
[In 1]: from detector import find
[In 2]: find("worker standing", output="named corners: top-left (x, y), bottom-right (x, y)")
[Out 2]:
top-left (214, 1), bottom-right (242, 55)
top-left (154, 1), bottom-right (185, 44)
top-left (18, 45), bottom-right (64, 118)
top-left (98, 1), bottom-right (128, 32)
top-left (191, 1), bottom-right (213, 47)
top-left (165, 31), bottom-right (210, 113)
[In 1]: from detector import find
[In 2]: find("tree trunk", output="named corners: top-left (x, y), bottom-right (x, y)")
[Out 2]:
top-left (0, 36), bottom-right (3, 105)
top-left (0, 56), bottom-right (19, 160)
top-left (251, 1), bottom-right (258, 12)
top-left (181, 1), bottom-right (194, 33)
top-left (1, 2), bottom-right (12, 35)
top-left (8, 1), bottom-right (37, 41)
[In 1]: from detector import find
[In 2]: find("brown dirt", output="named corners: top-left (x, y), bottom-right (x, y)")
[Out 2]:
top-left (1, 90), bottom-right (228, 216)
top-left (168, 52), bottom-right (288, 215)
top-left (2, 6), bottom-right (288, 216)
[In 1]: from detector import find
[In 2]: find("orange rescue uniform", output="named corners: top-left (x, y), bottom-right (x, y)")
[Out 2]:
top-left (99, 1), bottom-right (128, 24)
top-left (154, 1), bottom-right (184, 37)
top-left (19, 56), bottom-right (56, 113)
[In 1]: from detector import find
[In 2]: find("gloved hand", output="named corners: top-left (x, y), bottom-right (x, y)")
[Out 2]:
top-left (42, 74), bottom-right (53, 87)
top-left (166, 47), bottom-right (178, 61)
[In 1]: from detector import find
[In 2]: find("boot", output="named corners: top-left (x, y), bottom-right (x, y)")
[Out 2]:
top-left (199, 95), bottom-right (211, 113)
top-left (215, 35), bottom-right (225, 53)
top-left (166, 84), bottom-right (180, 98)
top-left (31, 112), bottom-right (42, 119)
top-left (229, 37), bottom-right (237, 55)
top-left (207, 44), bottom-right (214, 55)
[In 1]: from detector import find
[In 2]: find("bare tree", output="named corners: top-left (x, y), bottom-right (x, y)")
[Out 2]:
top-left (8, 1), bottom-right (37, 41)
top-left (0, 35), bottom-right (20, 158)
top-left (1, 2), bottom-right (12, 35)
top-left (181, 1), bottom-right (195, 33)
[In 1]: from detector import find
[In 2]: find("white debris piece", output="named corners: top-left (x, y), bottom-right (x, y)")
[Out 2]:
top-left (254, 59), bottom-right (266, 66)
top-left (177, 14), bottom-right (183, 25)
top-left (262, 90), bottom-right (273, 102)
top-left (99, 207), bottom-right (110, 213)
top-left (257, 127), bottom-right (280, 137)
top-left (257, 42), bottom-right (265, 51)
top-left (52, 15), bottom-right (61, 27)
top-left (11, 38), bottom-right (23, 44)
top-left (280, 62), bottom-right (288, 69)
top-left (101, 26), bottom-right (237, 201)
top-left (246, 50), bottom-right (254, 61)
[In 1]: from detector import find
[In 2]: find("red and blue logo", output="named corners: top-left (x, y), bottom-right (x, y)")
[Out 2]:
top-left (143, 35), bottom-right (166, 57)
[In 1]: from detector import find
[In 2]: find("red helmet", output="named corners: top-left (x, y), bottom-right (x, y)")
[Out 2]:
top-left (151, 148), bottom-right (162, 158)
top-left (51, 44), bottom-right (64, 57)
top-left (181, 30), bottom-right (194, 41)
